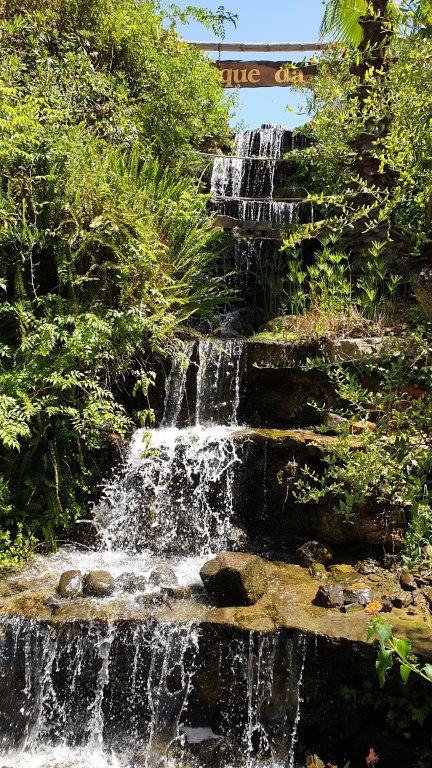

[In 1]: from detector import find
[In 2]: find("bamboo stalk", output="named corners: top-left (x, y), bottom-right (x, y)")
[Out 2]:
top-left (190, 42), bottom-right (327, 52)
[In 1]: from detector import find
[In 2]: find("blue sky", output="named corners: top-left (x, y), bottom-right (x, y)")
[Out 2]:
top-left (172, 0), bottom-right (325, 130)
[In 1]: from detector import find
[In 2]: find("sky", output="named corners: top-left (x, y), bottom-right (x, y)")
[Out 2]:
top-left (172, 0), bottom-right (325, 130)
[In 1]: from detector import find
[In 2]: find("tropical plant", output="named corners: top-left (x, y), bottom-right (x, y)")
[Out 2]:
top-left (0, 0), bottom-right (232, 566)
top-left (368, 616), bottom-right (432, 686)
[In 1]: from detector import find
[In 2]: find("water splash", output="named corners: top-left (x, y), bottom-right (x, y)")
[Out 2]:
top-left (95, 425), bottom-right (242, 555)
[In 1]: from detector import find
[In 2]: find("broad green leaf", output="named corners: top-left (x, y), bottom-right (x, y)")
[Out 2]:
top-left (400, 664), bottom-right (412, 684)
top-left (393, 637), bottom-right (411, 663)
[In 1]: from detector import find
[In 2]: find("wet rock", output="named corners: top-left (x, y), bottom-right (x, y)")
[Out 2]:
top-left (200, 552), bottom-right (267, 606)
top-left (400, 570), bottom-right (416, 591)
top-left (83, 570), bottom-right (115, 597)
top-left (166, 586), bottom-right (193, 600)
top-left (355, 558), bottom-right (380, 575)
top-left (296, 541), bottom-right (333, 568)
top-left (148, 566), bottom-right (178, 588)
top-left (183, 736), bottom-right (235, 766)
top-left (322, 411), bottom-right (348, 434)
top-left (42, 596), bottom-right (61, 612)
top-left (116, 572), bottom-right (148, 592)
top-left (57, 570), bottom-right (83, 599)
top-left (137, 592), bottom-right (169, 606)
top-left (343, 585), bottom-right (374, 606)
top-left (309, 563), bottom-right (328, 580)
top-left (314, 584), bottom-right (344, 608)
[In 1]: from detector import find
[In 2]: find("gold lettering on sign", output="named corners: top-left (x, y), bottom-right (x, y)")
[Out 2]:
top-left (275, 67), bottom-right (304, 85)
top-left (220, 68), bottom-right (232, 87)
top-left (247, 68), bottom-right (261, 84)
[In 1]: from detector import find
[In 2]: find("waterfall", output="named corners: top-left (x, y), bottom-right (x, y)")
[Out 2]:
top-left (94, 339), bottom-right (245, 555)
top-left (0, 125), bottom-right (314, 768)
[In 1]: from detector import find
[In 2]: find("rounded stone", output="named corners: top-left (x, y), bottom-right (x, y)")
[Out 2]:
top-left (148, 566), bottom-right (178, 588)
top-left (83, 570), bottom-right (115, 598)
top-left (57, 570), bottom-right (83, 599)
top-left (314, 584), bottom-right (344, 608)
top-left (296, 541), bottom-right (333, 568)
top-left (117, 572), bottom-right (148, 592)
top-left (343, 585), bottom-right (374, 607)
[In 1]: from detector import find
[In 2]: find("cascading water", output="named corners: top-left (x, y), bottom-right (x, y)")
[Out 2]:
top-left (210, 125), bottom-right (315, 314)
top-left (0, 126), bottom-right (314, 768)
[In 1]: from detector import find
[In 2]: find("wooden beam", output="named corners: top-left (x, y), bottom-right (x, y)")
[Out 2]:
top-left (191, 42), bottom-right (327, 52)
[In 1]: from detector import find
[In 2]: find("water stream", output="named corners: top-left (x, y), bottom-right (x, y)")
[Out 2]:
top-left (0, 127), bottom-right (312, 768)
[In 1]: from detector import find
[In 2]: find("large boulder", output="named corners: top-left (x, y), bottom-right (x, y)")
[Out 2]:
top-left (200, 552), bottom-right (267, 606)
top-left (57, 570), bottom-right (83, 599)
top-left (83, 570), bottom-right (115, 598)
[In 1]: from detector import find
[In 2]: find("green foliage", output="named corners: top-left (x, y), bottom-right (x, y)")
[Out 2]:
top-left (293, 328), bottom-right (432, 558)
top-left (0, 0), bottom-right (231, 557)
top-left (368, 616), bottom-right (432, 686)
top-left (289, 18), bottom-right (432, 255)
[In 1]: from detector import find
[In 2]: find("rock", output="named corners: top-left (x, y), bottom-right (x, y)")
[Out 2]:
top-left (117, 572), bottom-right (148, 592)
top-left (413, 267), bottom-right (432, 320)
top-left (137, 592), bottom-right (168, 606)
top-left (83, 570), bottom-right (115, 598)
top-left (324, 337), bottom-right (386, 362)
top-left (390, 590), bottom-right (414, 609)
top-left (166, 586), bottom-right (193, 600)
top-left (343, 585), bottom-right (374, 606)
top-left (422, 587), bottom-right (432, 611)
top-left (355, 559), bottom-right (380, 575)
top-left (200, 552), bottom-right (268, 606)
top-left (148, 566), bottom-right (178, 588)
top-left (328, 564), bottom-right (356, 582)
top-left (309, 563), bottom-right (328, 580)
top-left (314, 584), bottom-right (344, 608)
top-left (42, 596), bottom-right (61, 612)
top-left (400, 570), bottom-right (416, 591)
top-left (57, 570), bottom-right (83, 599)
top-left (322, 412), bottom-right (348, 435)
top-left (296, 541), bottom-right (333, 568)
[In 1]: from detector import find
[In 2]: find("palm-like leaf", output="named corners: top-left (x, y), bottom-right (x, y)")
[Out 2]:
top-left (320, 0), bottom-right (401, 46)
top-left (320, 0), bottom-right (368, 45)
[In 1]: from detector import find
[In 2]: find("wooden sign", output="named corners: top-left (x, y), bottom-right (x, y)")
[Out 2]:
top-left (215, 60), bottom-right (317, 88)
